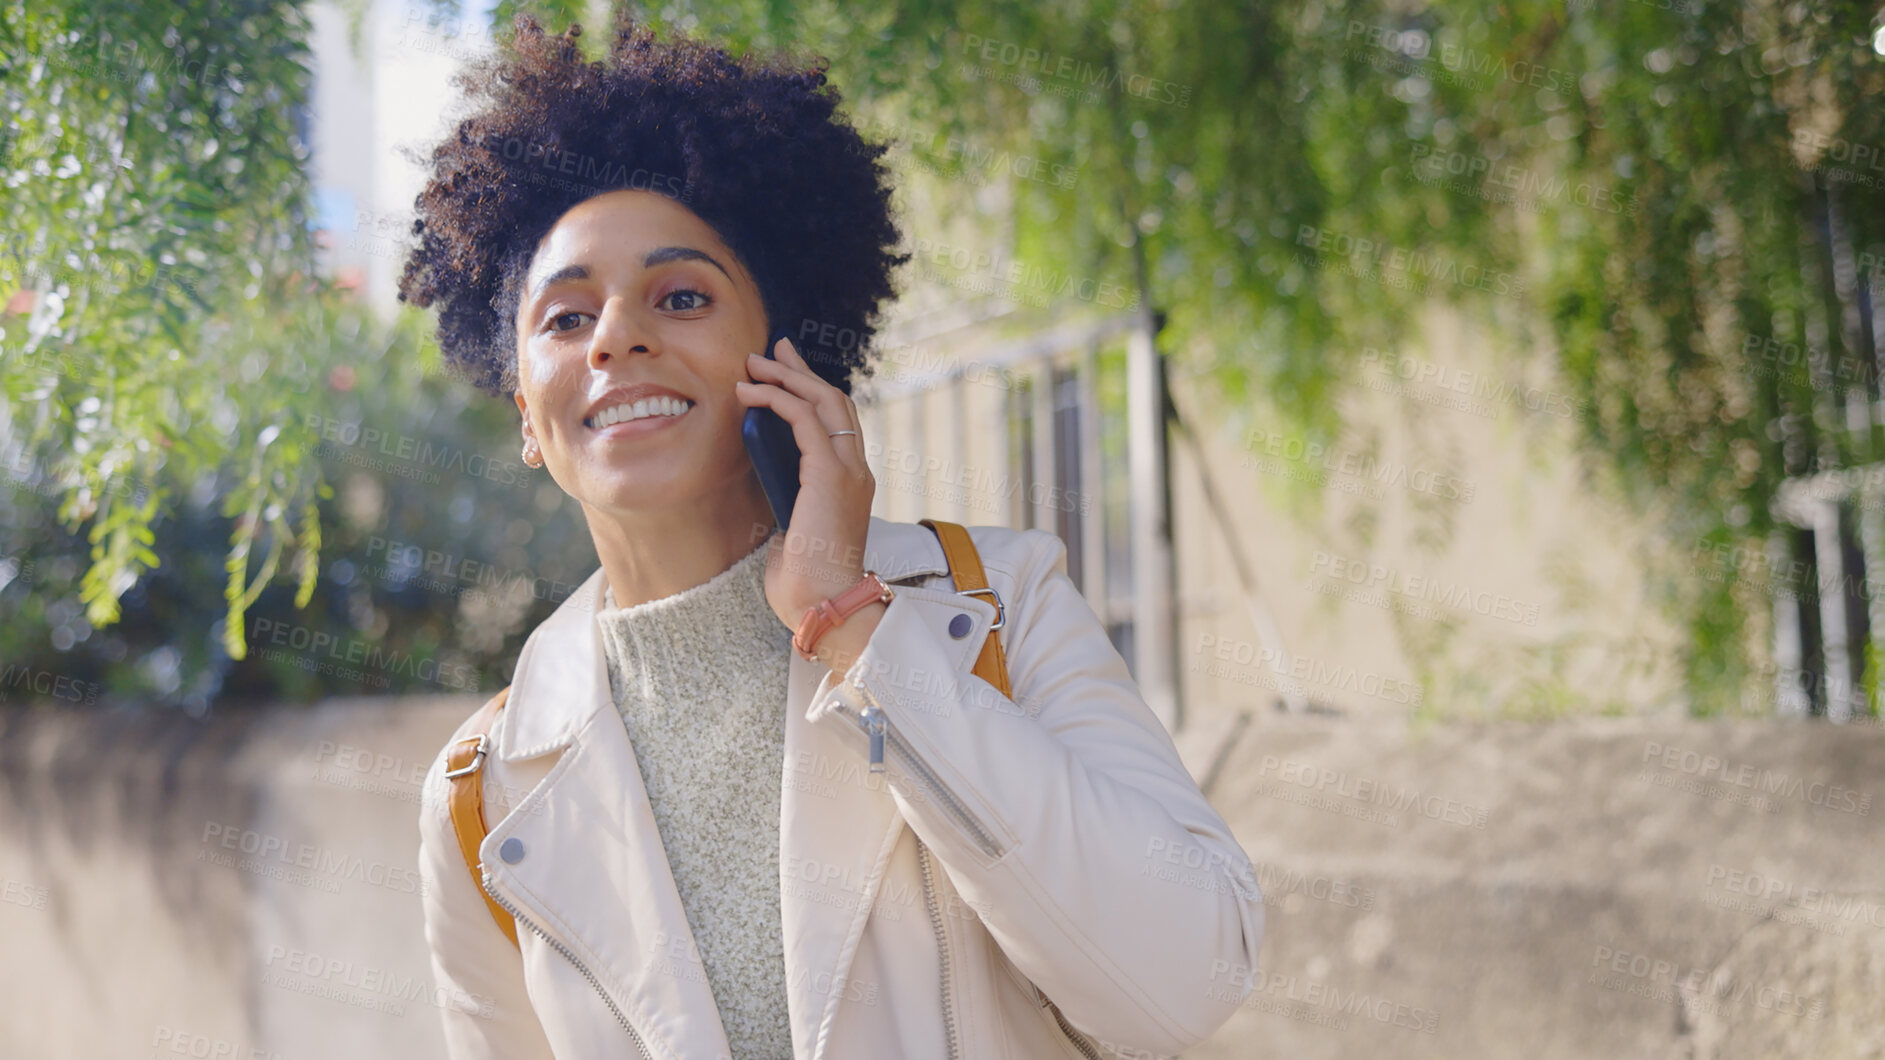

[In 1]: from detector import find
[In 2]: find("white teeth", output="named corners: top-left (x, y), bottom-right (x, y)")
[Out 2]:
top-left (589, 396), bottom-right (691, 428)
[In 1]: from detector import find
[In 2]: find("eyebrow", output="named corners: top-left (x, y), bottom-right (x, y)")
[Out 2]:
top-left (528, 246), bottom-right (733, 302)
top-left (643, 245), bottom-right (732, 279)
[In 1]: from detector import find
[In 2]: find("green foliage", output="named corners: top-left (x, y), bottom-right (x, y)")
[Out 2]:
top-left (7, 0), bottom-right (1881, 715)
top-left (0, 0), bottom-right (600, 711)
top-left (1, 0), bottom-right (325, 646)
top-left (633, 0), bottom-right (1885, 713)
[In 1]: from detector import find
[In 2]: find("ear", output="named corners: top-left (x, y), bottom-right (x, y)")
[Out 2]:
top-left (514, 390), bottom-right (534, 442)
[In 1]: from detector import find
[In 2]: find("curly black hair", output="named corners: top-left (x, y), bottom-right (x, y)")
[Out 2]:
top-left (396, 16), bottom-right (906, 397)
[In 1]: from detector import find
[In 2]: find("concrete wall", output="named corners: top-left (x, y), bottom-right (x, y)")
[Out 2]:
top-left (1191, 715), bottom-right (1885, 1059)
top-left (2, 698), bottom-right (1879, 1058)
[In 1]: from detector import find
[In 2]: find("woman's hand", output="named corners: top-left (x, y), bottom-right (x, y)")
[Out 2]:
top-left (734, 336), bottom-right (885, 669)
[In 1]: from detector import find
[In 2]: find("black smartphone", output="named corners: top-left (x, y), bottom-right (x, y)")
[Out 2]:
top-left (741, 329), bottom-right (803, 533)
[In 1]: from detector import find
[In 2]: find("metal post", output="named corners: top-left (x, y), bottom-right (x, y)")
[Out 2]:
top-left (1859, 483), bottom-right (1885, 718)
top-left (1770, 530), bottom-right (1810, 717)
top-left (1078, 341), bottom-right (1107, 616)
top-left (1128, 309), bottom-right (1178, 731)
top-left (1812, 499), bottom-right (1856, 720)
top-left (1031, 357), bottom-right (1057, 533)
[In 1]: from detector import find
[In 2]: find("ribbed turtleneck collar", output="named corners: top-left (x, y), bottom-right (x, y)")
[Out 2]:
top-left (593, 541), bottom-right (790, 704)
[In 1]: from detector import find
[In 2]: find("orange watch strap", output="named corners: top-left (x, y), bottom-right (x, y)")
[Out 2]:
top-left (446, 686), bottom-right (520, 948)
top-left (793, 570), bottom-right (894, 660)
top-left (918, 519), bottom-right (1013, 698)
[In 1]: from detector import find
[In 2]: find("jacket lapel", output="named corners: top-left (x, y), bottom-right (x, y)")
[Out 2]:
top-left (485, 517), bottom-right (953, 1059)
top-left (482, 563), bottom-right (731, 1059)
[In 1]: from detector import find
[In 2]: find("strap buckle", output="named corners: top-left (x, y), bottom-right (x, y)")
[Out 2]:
top-left (958, 586), bottom-right (1005, 629)
top-left (443, 733), bottom-right (489, 779)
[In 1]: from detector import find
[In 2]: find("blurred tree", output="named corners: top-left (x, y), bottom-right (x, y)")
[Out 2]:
top-left (611, 0), bottom-right (1885, 716)
top-left (0, 0), bottom-right (597, 711)
top-left (1, 0), bottom-right (328, 651)
top-left (8, 0), bottom-right (1882, 716)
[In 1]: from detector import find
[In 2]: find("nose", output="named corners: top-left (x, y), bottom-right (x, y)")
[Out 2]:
top-left (588, 298), bottom-right (657, 370)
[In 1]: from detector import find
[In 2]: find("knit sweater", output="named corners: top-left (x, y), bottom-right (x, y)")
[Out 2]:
top-left (594, 541), bottom-right (795, 1059)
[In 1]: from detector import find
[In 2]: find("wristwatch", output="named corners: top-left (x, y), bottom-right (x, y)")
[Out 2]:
top-left (793, 570), bottom-right (895, 661)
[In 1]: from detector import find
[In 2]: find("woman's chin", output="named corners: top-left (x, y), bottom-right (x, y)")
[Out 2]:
top-left (575, 468), bottom-right (692, 515)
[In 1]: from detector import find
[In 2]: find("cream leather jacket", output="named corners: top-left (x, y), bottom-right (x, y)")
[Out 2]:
top-left (416, 517), bottom-right (1264, 1059)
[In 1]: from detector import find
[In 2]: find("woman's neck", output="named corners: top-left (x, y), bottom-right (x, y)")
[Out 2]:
top-left (584, 475), bottom-right (778, 610)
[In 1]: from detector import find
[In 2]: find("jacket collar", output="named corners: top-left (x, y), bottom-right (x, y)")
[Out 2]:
top-left (496, 516), bottom-right (951, 762)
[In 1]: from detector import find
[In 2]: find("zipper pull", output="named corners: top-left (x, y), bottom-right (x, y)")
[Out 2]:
top-left (862, 703), bottom-right (887, 773)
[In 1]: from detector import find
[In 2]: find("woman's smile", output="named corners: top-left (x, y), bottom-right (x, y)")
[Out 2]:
top-left (583, 385), bottom-right (698, 438)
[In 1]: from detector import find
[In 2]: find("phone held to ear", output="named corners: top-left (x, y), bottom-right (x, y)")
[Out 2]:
top-left (741, 330), bottom-right (803, 533)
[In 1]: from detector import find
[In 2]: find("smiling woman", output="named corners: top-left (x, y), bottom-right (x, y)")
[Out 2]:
top-left (400, 14), bottom-right (1264, 1060)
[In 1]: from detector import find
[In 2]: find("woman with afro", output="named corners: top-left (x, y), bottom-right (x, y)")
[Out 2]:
top-left (405, 15), bottom-right (1264, 1060)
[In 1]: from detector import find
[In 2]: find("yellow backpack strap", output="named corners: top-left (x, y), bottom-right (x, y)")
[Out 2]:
top-left (444, 686), bottom-right (519, 948)
top-left (918, 519), bottom-right (1013, 698)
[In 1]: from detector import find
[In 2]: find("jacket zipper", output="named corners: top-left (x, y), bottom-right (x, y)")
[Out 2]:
top-left (1048, 998), bottom-right (1104, 1060)
top-left (849, 684), bottom-right (1006, 861)
top-left (481, 870), bottom-right (655, 1060)
top-left (917, 841), bottom-right (960, 1060)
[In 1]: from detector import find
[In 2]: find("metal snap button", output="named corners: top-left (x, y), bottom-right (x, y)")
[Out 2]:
top-left (948, 613), bottom-right (973, 639)
top-left (499, 837), bottom-right (526, 864)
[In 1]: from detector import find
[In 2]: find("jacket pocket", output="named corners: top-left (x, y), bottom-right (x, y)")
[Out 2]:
top-left (819, 671), bottom-right (1017, 869)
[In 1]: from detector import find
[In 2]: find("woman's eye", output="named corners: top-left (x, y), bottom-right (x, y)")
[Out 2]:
top-left (549, 311), bottom-right (588, 333)
top-left (659, 288), bottom-right (711, 312)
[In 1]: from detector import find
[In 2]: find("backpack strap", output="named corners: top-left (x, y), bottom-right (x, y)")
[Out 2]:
top-left (918, 519), bottom-right (1012, 697)
top-left (445, 686), bottom-right (519, 948)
